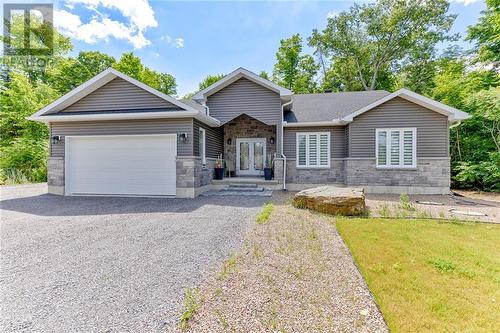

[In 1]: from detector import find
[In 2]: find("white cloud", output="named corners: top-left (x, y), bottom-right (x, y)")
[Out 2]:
top-left (54, 0), bottom-right (158, 48)
top-left (174, 38), bottom-right (184, 48)
top-left (327, 11), bottom-right (338, 19)
top-left (450, 0), bottom-right (480, 5)
top-left (161, 35), bottom-right (184, 48)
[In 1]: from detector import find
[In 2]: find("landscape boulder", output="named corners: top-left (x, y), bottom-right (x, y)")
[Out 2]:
top-left (292, 186), bottom-right (365, 216)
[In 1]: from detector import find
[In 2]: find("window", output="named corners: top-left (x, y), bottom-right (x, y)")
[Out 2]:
top-left (296, 132), bottom-right (330, 168)
top-left (376, 128), bottom-right (416, 168)
top-left (199, 128), bottom-right (206, 165)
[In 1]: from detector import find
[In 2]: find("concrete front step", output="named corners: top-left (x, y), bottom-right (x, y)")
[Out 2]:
top-left (229, 183), bottom-right (258, 188)
top-left (227, 187), bottom-right (264, 192)
top-left (202, 189), bottom-right (272, 197)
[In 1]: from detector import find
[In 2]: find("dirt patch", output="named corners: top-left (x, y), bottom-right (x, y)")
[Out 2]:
top-left (173, 199), bottom-right (388, 332)
top-left (452, 189), bottom-right (500, 203)
top-left (366, 193), bottom-right (499, 223)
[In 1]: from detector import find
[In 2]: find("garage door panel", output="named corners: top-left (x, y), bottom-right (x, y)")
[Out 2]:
top-left (66, 135), bottom-right (176, 196)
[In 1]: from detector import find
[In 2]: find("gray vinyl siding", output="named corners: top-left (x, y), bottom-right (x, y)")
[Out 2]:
top-left (50, 118), bottom-right (193, 158)
top-left (59, 77), bottom-right (178, 113)
top-left (348, 97), bottom-right (449, 158)
top-left (283, 126), bottom-right (347, 159)
top-left (207, 78), bottom-right (281, 125)
top-left (276, 124), bottom-right (282, 156)
top-left (193, 120), bottom-right (223, 159)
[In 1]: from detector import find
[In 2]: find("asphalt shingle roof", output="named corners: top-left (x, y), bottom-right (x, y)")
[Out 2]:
top-left (284, 90), bottom-right (391, 123)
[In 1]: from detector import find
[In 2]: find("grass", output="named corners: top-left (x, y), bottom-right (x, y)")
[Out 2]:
top-left (179, 287), bottom-right (202, 330)
top-left (256, 202), bottom-right (273, 224)
top-left (336, 217), bottom-right (500, 333)
top-left (218, 253), bottom-right (238, 280)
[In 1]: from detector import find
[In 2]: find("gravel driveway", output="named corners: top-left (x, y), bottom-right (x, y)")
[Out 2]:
top-left (0, 183), bottom-right (267, 332)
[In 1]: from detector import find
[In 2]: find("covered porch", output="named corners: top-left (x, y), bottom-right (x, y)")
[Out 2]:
top-left (222, 114), bottom-right (278, 178)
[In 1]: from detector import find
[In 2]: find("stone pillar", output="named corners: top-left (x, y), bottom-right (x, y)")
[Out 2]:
top-left (48, 157), bottom-right (64, 195)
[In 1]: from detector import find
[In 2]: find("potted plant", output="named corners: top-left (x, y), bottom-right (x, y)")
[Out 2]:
top-left (214, 154), bottom-right (224, 180)
top-left (264, 155), bottom-right (273, 181)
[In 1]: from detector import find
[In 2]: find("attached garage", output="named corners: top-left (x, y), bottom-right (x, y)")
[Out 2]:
top-left (65, 134), bottom-right (177, 196)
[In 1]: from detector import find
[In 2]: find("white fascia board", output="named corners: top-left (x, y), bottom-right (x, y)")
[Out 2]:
top-left (341, 88), bottom-right (470, 121)
top-left (192, 67), bottom-right (293, 101)
top-left (28, 111), bottom-right (220, 127)
top-left (283, 120), bottom-right (349, 127)
top-left (31, 68), bottom-right (200, 118)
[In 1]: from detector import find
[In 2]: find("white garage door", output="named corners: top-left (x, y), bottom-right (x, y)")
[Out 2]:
top-left (65, 134), bottom-right (177, 196)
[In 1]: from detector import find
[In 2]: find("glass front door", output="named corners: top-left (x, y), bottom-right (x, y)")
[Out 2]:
top-left (236, 138), bottom-right (267, 176)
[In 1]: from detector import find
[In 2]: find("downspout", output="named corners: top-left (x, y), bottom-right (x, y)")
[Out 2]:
top-left (281, 99), bottom-right (293, 191)
top-left (203, 100), bottom-right (210, 116)
top-left (449, 120), bottom-right (461, 129)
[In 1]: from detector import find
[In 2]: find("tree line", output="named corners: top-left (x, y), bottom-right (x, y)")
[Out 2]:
top-left (1, 0), bottom-right (498, 190)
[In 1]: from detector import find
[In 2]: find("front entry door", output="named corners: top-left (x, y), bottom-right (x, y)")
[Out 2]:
top-left (236, 138), bottom-right (266, 176)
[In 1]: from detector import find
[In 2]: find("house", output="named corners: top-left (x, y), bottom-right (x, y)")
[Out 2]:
top-left (29, 67), bottom-right (469, 198)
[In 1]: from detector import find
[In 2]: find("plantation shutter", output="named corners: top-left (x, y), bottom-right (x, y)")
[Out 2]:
top-left (298, 134), bottom-right (306, 166)
top-left (376, 128), bottom-right (416, 168)
top-left (403, 130), bottom-right (414, 166)
top-left (390, 131), bottom-right (400, 166)
top-left (319, 134), bottom-right (329, 166)
top-left (296, 132), bottom-right (330, 167)
top-left (377, 131), bottom-right (387, 166)
top-left (309, 134), bottom-right (318, 166)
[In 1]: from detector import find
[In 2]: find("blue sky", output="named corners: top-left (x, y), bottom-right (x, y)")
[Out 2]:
top-left (29, 1), bottom-right (488, 96)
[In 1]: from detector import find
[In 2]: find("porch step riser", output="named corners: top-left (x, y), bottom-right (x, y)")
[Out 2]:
top-left (229, 183), bottom-right (258, 188)
top-left (202, 190), bottom-right (272, 197)
top-left (226, 187), bottom-right (264, 192)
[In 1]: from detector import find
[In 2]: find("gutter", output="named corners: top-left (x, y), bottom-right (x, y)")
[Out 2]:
top-left (27, 110), bottom-right (221, 127)
top-left (281, 99), bottom-right (293, 191)
top-left (283, 120), bottom-right (349, 127)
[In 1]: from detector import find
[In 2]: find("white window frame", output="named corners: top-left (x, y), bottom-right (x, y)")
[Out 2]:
top-left (199, 128), bottom-right (206, 165)
top-left (375, 128), bottom-right (417, 169)
top-left (296, 132), bottom-right (331, 168)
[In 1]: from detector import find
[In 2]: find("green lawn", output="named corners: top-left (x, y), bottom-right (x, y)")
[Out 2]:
top-left (336, 218), bottom-right (500, 333)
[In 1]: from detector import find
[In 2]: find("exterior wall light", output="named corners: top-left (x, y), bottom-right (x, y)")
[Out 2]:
top-left (270, 137), bottom-right (275, 144)
top-left (51, 135), bottom-right (61, 144)
top-left (179, 133), bottom-right (189, 143)
top-left (227, 138), bottom-right (232, 145)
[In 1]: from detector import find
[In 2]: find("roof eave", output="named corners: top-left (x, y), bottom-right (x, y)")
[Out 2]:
top-left (28, 111), bottom-right (221, 127)
top-left (283, 120), bottom-right (349, 127)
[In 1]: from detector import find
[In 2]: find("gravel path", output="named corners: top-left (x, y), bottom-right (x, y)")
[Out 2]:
top-left (0, 183), bottom-right (266, 332)
top-left (177, 201), bottom-right (388, 332)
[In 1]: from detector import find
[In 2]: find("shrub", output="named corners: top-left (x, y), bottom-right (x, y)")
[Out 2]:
top-left (0, 138), bottom-right (48, 183)
top-left (453, 152), bottom-right (500, 192)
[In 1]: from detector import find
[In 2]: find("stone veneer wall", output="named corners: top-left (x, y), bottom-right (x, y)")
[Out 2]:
top-left (48, 157), bottom-right (64, 194)
top-left (344, 158), bottom-right (450, 187)
top-left (176, 156), bottom-right (215, 189)
top-left (223, 115), bottom-right (277, 173)
top-left (285, 159), bottom-right (345, 184)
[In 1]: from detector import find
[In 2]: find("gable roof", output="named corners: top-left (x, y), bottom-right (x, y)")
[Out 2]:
top-left (192, 67), bottom-right (292, 102)
top-left (28, 68), bottom-right (220, 126)
top-left (284, 88), bottom-right (469, 126)
top-left (341, 88), bottom-right (470, 122)
top-left (284, 90), bottom-right (391, 123)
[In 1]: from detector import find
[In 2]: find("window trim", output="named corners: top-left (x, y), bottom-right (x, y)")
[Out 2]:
top-left (375, 128), bottom-right (417, 169)
top-left (296, 132), bottom-right (331, 168)
top-left (199, 127), bottom-right (206, 165)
